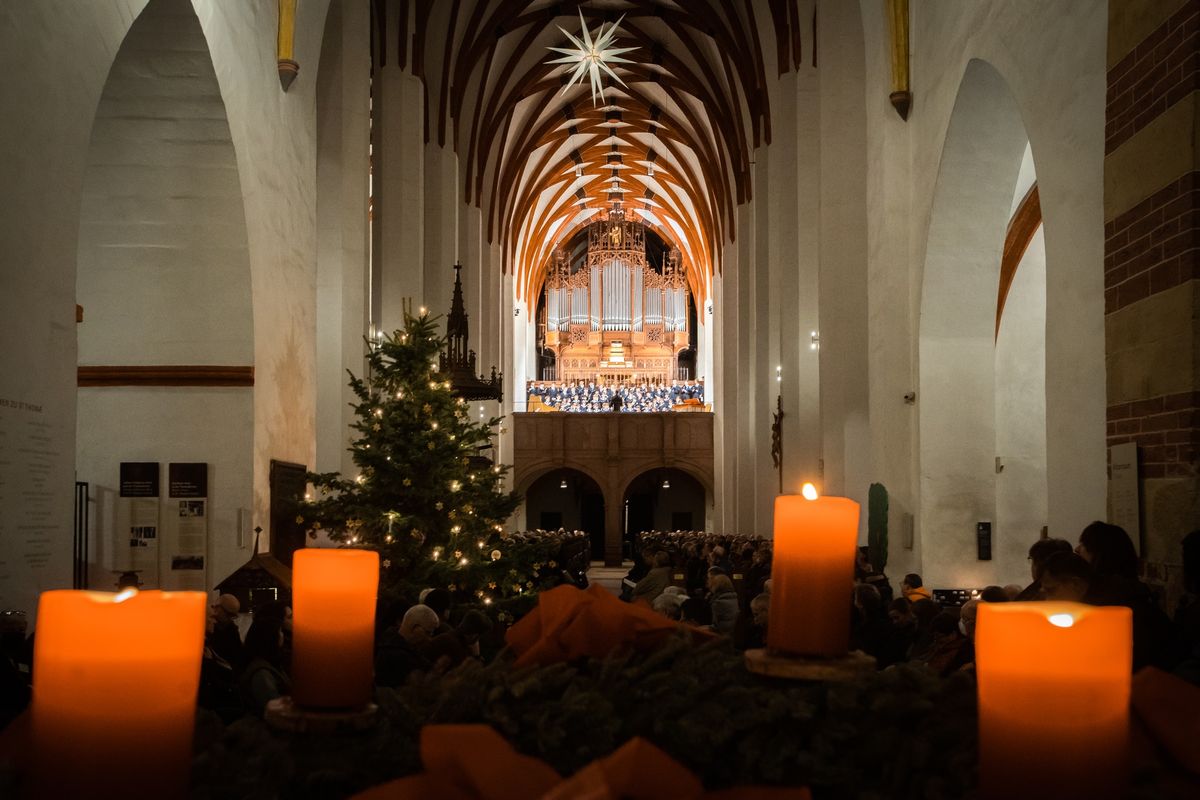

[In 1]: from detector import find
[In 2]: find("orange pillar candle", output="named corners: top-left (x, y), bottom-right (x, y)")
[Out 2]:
top-left (767, 484), bottom-right (860, 657)
top-left (975, 602), bottom-right (1132, 800)
top-left (292, 548), bottom-right (379, 708)
top-left (31, 589), bottom-right (206, 799)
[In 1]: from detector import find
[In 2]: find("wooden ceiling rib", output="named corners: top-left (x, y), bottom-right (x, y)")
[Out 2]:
top-left (375, 0), bottom-right (800, 308)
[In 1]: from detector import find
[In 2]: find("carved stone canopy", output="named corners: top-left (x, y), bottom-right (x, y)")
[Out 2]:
top-left (440, 262), bottom-right (503, 401)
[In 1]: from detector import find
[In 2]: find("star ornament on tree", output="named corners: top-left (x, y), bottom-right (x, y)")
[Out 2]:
top-left (546, 10), bottom-right (638, 106)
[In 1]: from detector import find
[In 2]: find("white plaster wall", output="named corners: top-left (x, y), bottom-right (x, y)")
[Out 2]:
top-left (76, 388), bottom-right (253, 590)
top-left (818, 0), bottom-right (871, 540)
top-left (0, 0), bottom-right (152, 620)
top-left (190, 0), bottom-right (332, 542)
top-left (859, 0), bottom-right (1107, 587)
top-left (76, 0), bottom-right (253, 368)
top-left (73, 0), bottom-right (256, 590)
top-left (995, 227), bottom-right (1048, 584)
top-left (315, 0), bottom-right (371, 477)
top-left (1, 0), bottom-right (330, 623)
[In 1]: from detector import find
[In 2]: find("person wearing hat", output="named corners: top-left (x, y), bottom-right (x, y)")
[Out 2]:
top-left (209, 594), bottom-right (243, 666)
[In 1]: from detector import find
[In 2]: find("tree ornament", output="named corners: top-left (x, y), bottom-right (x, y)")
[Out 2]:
top-left (491, 550), bottom-right (502, 561)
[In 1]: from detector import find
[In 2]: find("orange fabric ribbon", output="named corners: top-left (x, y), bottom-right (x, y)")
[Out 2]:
top-left (1131, 667), bottom-right (1200, 775)
top-left (351, 724), bottom-right (811, 800)
top-left (505, 583), bottom-right (714, 667)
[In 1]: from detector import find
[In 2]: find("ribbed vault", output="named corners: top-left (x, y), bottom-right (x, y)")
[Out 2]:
top-left (372, 0), bottom-right (808, 308)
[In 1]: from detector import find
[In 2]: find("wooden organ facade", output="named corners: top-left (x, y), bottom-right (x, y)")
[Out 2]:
top-left (542, 209), bottom-right (690, 383)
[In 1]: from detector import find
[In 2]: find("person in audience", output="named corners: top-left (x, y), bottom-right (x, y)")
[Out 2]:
top-left (238, 617), bottom-right (289, 717)
top-left (251, 599), bottom-right (293, 673)
top-left (1016, 538), bottom-right (1075, 600)
top-left (907, 599), bottom-right (941, 661)
top-left (376, 602), bottom-right (432, 687)
top-left (632, 550), bottom-right (672, 605)
top-left (0, 613), bottom-right (29, 732)
top-left (680, 597), bottom-right (712, 627)
top-left (1171, 529), bottom-right (1200, 683)
top-left (914, 612), bottom-right (970, 677)
top-left (209, 594), bottom-right (243, 667)
top-left (198, 602), bottom-right (241, 721)
top-left (683, 541), bottom-right (708, 596)
top-left (1039, 552), bottom-right (1093, 601)
top-left (709, 545), bottom-right (732, 576)
top-left (979, 585), bottom-right (1009, 604)
top-left (733, 593), bottom-right (770, 650)
top-left (426, 610), bottom-right (493, 671)
top-left (852, 584), bottom-right (897, 667)
top-left (652, 587), bottom-right (687, 620)
top-left (901, 574), bottom-right (932, 604)
top-left (855, 547), bottom-right (894, 606)
top-left (708, 574), bottom-right (740, 634)
top-left (1002, 584), bottom-right (1023, 600)
top-left (421, 588), bottom-right (455, 638)
top-left (1076, 521), bottom-right (1171, 669)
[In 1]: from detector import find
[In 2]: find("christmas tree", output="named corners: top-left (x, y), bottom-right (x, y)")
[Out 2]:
top-left (298, 310), bottom-right (525, 601)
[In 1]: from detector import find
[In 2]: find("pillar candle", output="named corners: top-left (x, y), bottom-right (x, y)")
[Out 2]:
top-left (975, 602), bottom-right (1132, 800)
top-left (31, 589), bottom-right (206, 799)
top-left (292, 548), bottom-right (379, 708)
top-left (766, 485), bottom-right (860, 657)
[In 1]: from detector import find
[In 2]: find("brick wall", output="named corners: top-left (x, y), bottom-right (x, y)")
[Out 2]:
top-left (1105, 0), bottom-right (1200, 154)
top-left (1103, 170), bottom-right (1199, 313)
top-left (1107, 391), bottom-right (1200, 477)
top-left (1105, 0), bottom-right (1199, 483)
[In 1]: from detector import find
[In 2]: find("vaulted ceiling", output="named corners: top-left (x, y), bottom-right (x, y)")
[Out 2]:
top-left (372, 0), bottom-right (808, 307)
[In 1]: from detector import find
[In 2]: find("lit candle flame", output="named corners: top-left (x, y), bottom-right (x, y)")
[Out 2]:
top-left (801, 483), bottom-right (819, 501)
top-left (1048, 613), bottom-right (1075, 628)
top-left (114, 588), bottom-right (138, 603)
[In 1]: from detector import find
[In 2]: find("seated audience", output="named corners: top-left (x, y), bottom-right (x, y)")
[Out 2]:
top-left (901, 573), bottom-right (932, 604)
top-left (1039, 552), bottom-right (1093, 601)
top-left (856, 547), bottom-right (894, 606)
top-left (707, 574), bottom-right (740, 634)
top-left (238, 617), bottom-right (289, 717)
top-left (907, 599), bottom-right (941, 662)
top-left (426, 610), bottom-right (493, 671)
top-left (631, 551), bottom-right (672, 605)
top-left (199, 604), bottom-right (240, 720)
top-left (914, 612), bottom-right (970, 677)
top-left (209, 593), bottom-right (243, 668)
top-left (1171, 529), bottom-right (1200, 683)
top-left (852, 584), bottom-right (902, 667)
top-left (680, 597), bottom-right (712, 627)
top-left (377, 604), bottom-right (439, 686)
top-left (1077, 521), bottom-right (1171, 669)
top-left (652, 587), bottom-right (687, 619)
top-left (421, 588), bottom-right (455, 638)
top-left (978, 585), bottom-right (1009, 604)
top-left (733, 593), bottom-right (770, 650)
top-left (1016, 537), bottom-right (1074, 600)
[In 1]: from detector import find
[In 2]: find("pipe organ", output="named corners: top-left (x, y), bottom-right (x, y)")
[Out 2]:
top-left (543, 209), bottom-right (690, 383)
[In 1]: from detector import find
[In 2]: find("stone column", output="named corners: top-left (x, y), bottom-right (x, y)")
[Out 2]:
top-left (1103, 0), bottom-right (1199, 598)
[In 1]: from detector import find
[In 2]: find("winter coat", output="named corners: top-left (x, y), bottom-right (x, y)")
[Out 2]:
top-left (709, 589), bottom-right (740, 635)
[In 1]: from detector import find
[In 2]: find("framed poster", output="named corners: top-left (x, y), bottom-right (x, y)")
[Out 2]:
top-left (165, 463), bottom-right (208, 590)
top-left (118, 462), bottom-right (160, 587)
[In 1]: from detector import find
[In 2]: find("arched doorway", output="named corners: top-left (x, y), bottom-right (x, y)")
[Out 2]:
top-left (919, 59), bottom-right (1048, 589)
top-left (622, 468), bottom-right (707, 555)
top-left (74, 0), bottom-right (255, 590)
top-left (525, 469), bottom-right (606, 560)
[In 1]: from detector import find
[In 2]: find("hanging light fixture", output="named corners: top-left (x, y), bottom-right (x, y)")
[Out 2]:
top-left (545, 10), bottom-right (639, 106)
top-left (560, 476), bottom-right (569, 490)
